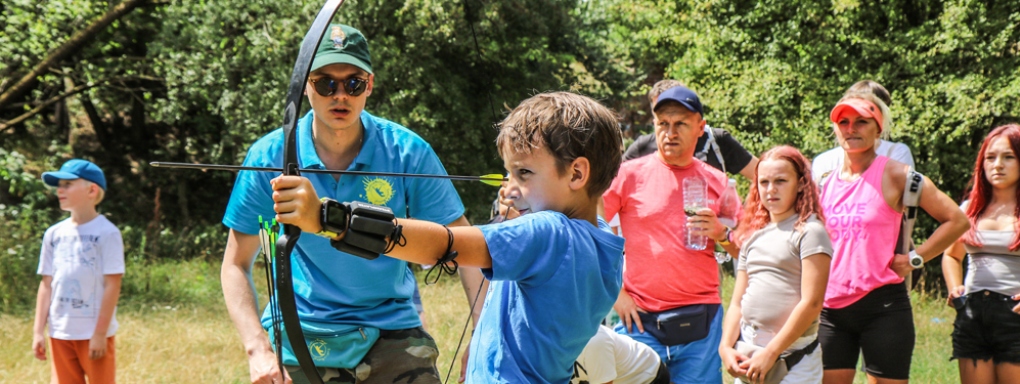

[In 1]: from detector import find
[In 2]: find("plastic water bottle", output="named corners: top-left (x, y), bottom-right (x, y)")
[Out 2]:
top-left (718, 178), bottom-right (741, 229)
top-left (717, 178), bottom-right (741, 268)
top-left (683, 176), bottom-right (708, 250)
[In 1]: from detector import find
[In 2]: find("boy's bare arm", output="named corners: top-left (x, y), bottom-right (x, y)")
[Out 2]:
top-left (32, 276), bottom-right (53, 361)
top-left (90, 273), bottom-right (122, 359)
top-left (390, 218), bottom-right (492, 268)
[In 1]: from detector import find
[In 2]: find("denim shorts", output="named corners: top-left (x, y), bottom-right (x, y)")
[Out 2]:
top-left (951, 290), bottom-right (1020, 364)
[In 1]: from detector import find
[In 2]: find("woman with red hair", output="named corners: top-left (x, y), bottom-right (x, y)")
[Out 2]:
top-left (942, 124), bottom-right (1020, 384)
top-left (815, 93), bottom-right (969, 384)
top-left (718, 146), bottom-right (832, 383)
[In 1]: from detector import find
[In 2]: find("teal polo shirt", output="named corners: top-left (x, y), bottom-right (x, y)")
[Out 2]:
top-left (223, 110), bottom-right (465, 331)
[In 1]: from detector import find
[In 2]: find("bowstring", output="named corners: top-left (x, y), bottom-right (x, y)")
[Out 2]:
top-left (443, 274), bottom-right (487, 384)
top-left (440, 2), bottom-right (499, 381)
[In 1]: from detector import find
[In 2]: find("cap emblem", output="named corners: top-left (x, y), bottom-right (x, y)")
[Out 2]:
top-left (331, 26), bottom-right (346, 49)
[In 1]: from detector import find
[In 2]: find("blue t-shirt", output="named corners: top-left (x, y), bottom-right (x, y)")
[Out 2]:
top-left (222, 110), bottom-right (465, 331)
top-left (466, 211), bottom-right (624, 383)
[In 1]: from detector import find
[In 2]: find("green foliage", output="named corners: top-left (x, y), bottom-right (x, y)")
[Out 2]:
top-left (601, 0), bottom-right (1020, 246)
top-left (3, 0), bottom-right (1020, 306)
top-left (118, 256), bottom-right (228, 309)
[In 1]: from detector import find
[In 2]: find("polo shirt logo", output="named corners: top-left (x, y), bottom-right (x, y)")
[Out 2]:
top-left (362, 177), bottom-right (394, 205)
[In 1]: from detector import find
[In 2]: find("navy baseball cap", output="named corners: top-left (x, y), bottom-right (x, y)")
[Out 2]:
top-left (654, 86), bottom-right (704, 115)
top-left (42, 159), bottom-right (107, 190)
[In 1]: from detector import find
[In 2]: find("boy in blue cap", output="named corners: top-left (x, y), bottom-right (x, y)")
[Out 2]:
top-left (32, 159), bottom-right (124, 383)
top-left (272, 91), bottom-right (626, 383)
top-left (220, 23), bottom-right (479, 384)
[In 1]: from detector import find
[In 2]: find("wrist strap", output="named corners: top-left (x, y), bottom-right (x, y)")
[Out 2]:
top-left (424, 226), bottom-right (460, 285)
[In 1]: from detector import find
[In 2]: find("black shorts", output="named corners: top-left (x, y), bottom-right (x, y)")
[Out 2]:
top-left (650, 361), bottom-right (671, 384)
top-left (951, 290), bottom-right (1020, 364)
top-left (818, 283), bottom-right (914, 380)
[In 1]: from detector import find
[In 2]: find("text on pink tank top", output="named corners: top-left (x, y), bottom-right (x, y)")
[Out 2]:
top-left (820, 156), bottom-right (903, 308)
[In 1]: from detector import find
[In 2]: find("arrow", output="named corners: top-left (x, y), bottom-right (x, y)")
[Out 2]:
top-left (149, 161), bottom-right (506, 187)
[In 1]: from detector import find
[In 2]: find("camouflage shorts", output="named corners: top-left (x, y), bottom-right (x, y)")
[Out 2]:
top-left (286, 327), bottom-right (441, 384)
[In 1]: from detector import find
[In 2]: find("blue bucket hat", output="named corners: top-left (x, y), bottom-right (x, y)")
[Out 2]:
top-left (42, 159), bottom-right (107, 191)
top-left (654, 86), bottom-right (704, 116)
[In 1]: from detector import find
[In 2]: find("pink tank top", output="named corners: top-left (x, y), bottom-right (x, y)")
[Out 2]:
top-left (820, 156), bottom-right (903, 308)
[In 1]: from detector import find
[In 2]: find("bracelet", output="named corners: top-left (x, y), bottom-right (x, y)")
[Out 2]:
top-left (717, 226), bottom-right (733, 246)
top-left (424, 226), bottom-right (459, 285)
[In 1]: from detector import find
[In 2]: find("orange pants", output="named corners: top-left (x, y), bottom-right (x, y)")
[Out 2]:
top-left (49, 336), bottom-right (116, 384)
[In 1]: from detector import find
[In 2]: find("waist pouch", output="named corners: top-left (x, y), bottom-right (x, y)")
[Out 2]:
top-left (270, 322), bottom-right (381, 369)
top-left (735, 338), bottom-right (819, 384)
top-left (638, 303), bottom-right (719, 346)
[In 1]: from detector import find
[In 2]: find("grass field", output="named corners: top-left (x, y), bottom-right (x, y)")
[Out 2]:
top-left (0, 269), bottom-right (961, 383)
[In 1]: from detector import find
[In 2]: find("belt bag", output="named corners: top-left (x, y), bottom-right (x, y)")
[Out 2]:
top-left (638, 303), bottom-right (719, 346)
top-left (734, 338), bottom-right (819, 384)
top-left (270, 322), bottom-right (381, 369)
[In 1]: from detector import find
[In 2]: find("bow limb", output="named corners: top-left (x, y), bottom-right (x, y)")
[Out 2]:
top-left (275, 2), bottom-right (345, 384)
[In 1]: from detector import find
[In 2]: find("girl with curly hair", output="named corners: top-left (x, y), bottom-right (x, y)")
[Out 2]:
top-left (719, 146), bottom-right (833, 383)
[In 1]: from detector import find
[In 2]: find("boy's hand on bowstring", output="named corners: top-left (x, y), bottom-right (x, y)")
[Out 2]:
top-left (271, 175), bottom-right (324, 234)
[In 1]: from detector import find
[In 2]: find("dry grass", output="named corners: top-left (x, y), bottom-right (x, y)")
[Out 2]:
top-left (0, 270), bottom-right (959, 383)
top-left (719, 274), bottom-right (958, 384)
top-left (0, 268), bottom-right (471, 383)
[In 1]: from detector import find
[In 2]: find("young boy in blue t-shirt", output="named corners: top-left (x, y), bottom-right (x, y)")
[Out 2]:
top-left (272, 91), bottom-right (625, 383)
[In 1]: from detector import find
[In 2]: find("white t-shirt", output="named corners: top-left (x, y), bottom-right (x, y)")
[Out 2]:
top-left (811, 140), bottom-right (914, 181)
top-left (572, 325), bottom-right (661, 384)
top-left (37, 215), bottom-right (125, 340)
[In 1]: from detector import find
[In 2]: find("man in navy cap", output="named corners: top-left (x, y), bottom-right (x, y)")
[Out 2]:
top-left (623, 79), bottom-right (758, 180)
top-left (603, 86), bottom-right (739, 383)
top-left (220, 23), bottom-right (472, 384)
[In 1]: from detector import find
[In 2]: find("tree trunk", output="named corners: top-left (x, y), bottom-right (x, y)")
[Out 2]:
top-left (0, 0), bottom-right (150, 109)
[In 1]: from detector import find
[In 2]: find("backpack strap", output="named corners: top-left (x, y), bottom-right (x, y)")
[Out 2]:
top-left (706, 127), bottom-right (727, 174)
top-left (897, 168), bottom-right (924, 254)
top-left (818, 170), bottom-right (833, 189)
top-left (697, 126), bottom-right (727, 174)
top-left (898, 168), bottom-right (924, 290)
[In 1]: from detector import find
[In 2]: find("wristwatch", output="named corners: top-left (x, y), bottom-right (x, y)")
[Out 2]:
top-left (318, 198), bottom-right (348, 238)
top-left (717, 226), bottom-right (733, 246)
top-left (909, 250), bottom-right (924, 269)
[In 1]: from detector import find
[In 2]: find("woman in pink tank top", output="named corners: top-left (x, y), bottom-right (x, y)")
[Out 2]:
top-left (814, 92), bottom-right (969, 384)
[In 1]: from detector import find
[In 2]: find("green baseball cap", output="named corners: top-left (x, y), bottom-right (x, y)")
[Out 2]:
top-left (311, 24), bottom-right (372, 74)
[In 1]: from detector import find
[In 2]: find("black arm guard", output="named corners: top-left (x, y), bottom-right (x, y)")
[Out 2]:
top-left (327, 201), bottom-right (399, 260)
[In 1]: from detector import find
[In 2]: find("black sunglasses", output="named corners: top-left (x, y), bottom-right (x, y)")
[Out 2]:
top-left (308, 76), bottom-right (368, 97)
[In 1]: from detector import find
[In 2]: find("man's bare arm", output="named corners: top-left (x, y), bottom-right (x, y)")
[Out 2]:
top-left (222, 229), bottom-right (288, 383)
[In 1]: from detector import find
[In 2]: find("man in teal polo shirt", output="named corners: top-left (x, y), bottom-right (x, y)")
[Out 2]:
top-left (220, 24), bottom-right (473, 384)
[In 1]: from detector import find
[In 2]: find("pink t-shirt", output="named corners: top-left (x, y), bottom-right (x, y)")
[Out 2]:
top-left (819, 156), bottom-right (903, 309)
top-left (603, 154), bottom-right (729, 311)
